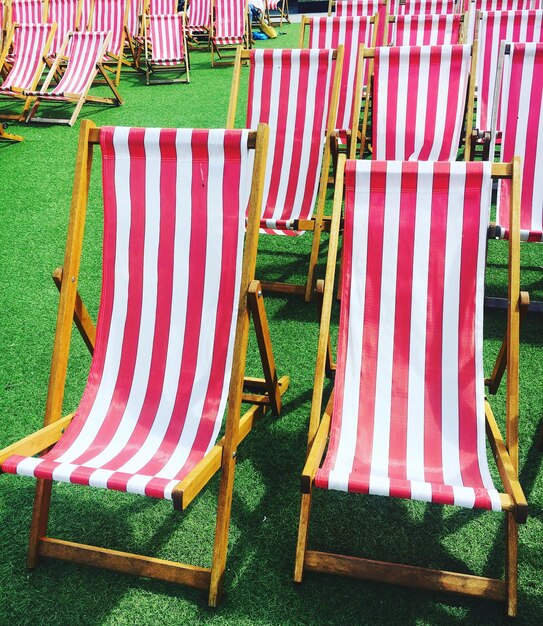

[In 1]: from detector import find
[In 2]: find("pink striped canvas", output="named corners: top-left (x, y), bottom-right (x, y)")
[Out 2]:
top-left (149, 0), bottom-right (178, 14)
top-left (475, 10), bottom-right (543, 131)
top-left (88, 0), bottom-right (128, 55)
top-left (372, 45), bottom-right (471, 160)
top-left (393, 0), bottom-right (458, 14)
top-left (465, 0), bottom-right (533, 42)
top-left (212, 0), bottom-right (246, 45)
top-left (186, 0), bottom-right (211, 31)
top-left (79, 0), bottom-right (94, 30)
top-left (308, 17), bottom-right (374, 140)
top-left (493, 43), bottom-right (543, 240)
top-left (40, 31), bottom-right (111, 96)
top-left (245, 49), bottom-right (335, 234)
top-left (0, 23), bottom-right (54, 90)
top-left (47, 0), bottom-right (81, 56)
top-left (315, 159), bottom-right (500, 512)
top-left (335, 0), bottom-right (382, 16)
top-left (2, 127), bottom-right (253, 501)
top-left (10, 0), bottom-right (45, 25)
top-left (127, 0), bottom-right (141, 36)
top-left (390, 14), bottom-right (462, 45)
top-left (148, 13), bottom-right (185, 64)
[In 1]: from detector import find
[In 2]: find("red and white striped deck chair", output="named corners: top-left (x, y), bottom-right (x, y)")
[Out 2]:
top-left (354, 44), bottom-right (476, 160)
top-left (0, 22), bottom-right (56, 119)
top-left (24, 31), bottom-right (123, 125)
top-left (300, 15), bottom-right (377, 157)
top-left (227, 47), bottom-right (344, 300)
top-left (475, 10), bottom-right (543, 133)
top-left (464, 0), bottom-right (532, 42)
top-left (388, 13), bottom-right (463, 45)
top-left (491, 42), bottom-right (543, 242)
top-left (86, 0), bottom-right (132, 84)
top-left (0, 120), bottom-right (288, 606)
top-left (393, 0), bottom-right (458, 14)
top-left (264, 0), bottom-right (289, 27)
top-left (149, 0), bottom-right (178, 12)
top-left (330, 0), bottom-right (384, 16)
top-left (144, 13), bottom-right (189, 84)
top-left (211, 0), bottom-right (248, 66)
top-left (184, 0), bottom-right (211, 42)
top-left (46, 0), bottom-right (82, 57)
top-left (295, 156), bottom-right (527, 616)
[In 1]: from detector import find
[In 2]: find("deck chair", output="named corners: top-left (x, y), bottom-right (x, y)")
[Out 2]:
top-left (86, 0), bottom-right (132, 85)
top-left (474, 10), bottom-right (543, 135)
top-left (0, 22), bottom-right (56, 119)
top-left (388, 13), bottom-right (463, 45)
top-left (211, 0), bottom-right (248, 66)
top-left (464, 0), bottom-right (533, 43)
top-left (352, 44), bottom-right (476, 160)
top-left (264, 0), bottom-right (289, 27)
top-left (227, 47), bottom-right (344, 300)
top-left (8, 0), bottom-right (47, 27)
top-left (295, 156), bottom-right (527, 617)
top-left (0, 122), bottom-right (23, 140)
top-left (0, 120), bottom-right (288, 606)
top-left (144, 13), bottom-right (189, 84)
top-left (23, 31), bottom-right (123, 125)
top-left (184, 0), bottom-right (211, 44)
top-left (329, 0), bottom-right (384, 17)
top-left (393, 0), bottom-right (459, 14)
top-left (46, 0), bottom-right (83, 57)
top-left (300, 15), bottom-right (378, 160)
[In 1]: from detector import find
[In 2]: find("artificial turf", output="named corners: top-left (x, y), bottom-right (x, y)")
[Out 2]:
top-left (1, 22), bottom-right (542, 626)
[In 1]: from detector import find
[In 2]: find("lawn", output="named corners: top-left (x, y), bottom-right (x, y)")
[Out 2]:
top-left (0, 22), bottom-right (542, 626)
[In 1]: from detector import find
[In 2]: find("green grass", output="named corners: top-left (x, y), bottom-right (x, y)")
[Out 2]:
top-left (1, 25), bottom-right (543, 625)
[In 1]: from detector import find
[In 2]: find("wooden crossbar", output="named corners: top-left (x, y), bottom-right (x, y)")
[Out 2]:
top-left (304, 551), bottom-right (508, 602)
top-left (39, 538), bottom-right (212, 590)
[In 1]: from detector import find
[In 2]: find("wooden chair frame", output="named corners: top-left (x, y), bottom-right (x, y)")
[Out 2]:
top-left (0, 120), bottom-right (289, 607)
top-left (23, 32), bottom-right (124, 126)
top-left (350, 42), bottom-right (477, 160)
top-left (294, 154), bottom-right (527, 617)
top-left (264, 0), bottom-right (289, 28)
top-left (0, 122), bottom-right (23, 140)
top-left (227, 46), bottom-right (344, 301)
top-left (327, 0), bottom-right (387, 16)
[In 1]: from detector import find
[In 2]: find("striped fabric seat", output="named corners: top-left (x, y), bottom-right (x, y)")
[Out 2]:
top-left (389, 13), bottom-right (462, 45)
top-left (371, 45), bottom-right (472, 160)
top-left (79, 0), bottom-right (94, 31)
top-left (0, 23), bottom-right (55, 93)
top-left (393, 0), bottom-right (458, 14)
top-left (148, 13), bottom-right (186, 65)
top-left (88, 0), bottom-right (128, 56)
top-left (306, 16), bottom-right (375, 141)
top-left (46, 0), bottom-right (81, 56)
top-left (185, 0), bottom-right (211, 33)
top-left (464, 0), bottom-right (532, 42)
top-left (334, 0), bottom-right (383, 16)
top-left (2, 127), bottom-right (253, 501)
top-left (475, 10), bottom-right (543, 132)
top-left (9, 0), bottom-right (45, 26)
top-left (149, 0), bottom-right (179, 14)
top-left (245, 49), bottom-right (336, 234)
top-left (492, 43), bottom-right (543, 240)
top-left (315, 159), bottom-right (500, 511)
top-left (212, 0), bottom-right (246, 45)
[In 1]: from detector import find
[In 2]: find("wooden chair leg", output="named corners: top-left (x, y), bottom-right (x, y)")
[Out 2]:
top-left (27, 478), bottom-right (53, 569)
top-left (506, 512), bottom-right (518, 617)
top-left (294, 491), bottom-right (313, 583)
top-left (305, 221), bottom-right (323, 303)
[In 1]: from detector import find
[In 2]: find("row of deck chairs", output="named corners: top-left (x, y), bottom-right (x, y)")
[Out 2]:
top-left (0, 110), bottom-right (529, 617)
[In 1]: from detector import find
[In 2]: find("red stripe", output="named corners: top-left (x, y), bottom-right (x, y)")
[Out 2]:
top-left (387, 163), bottom-right (417, 483)
top-left (349, 162), bottom-right (386, 488)
top-left (404, 47), bottom-right (420, 159)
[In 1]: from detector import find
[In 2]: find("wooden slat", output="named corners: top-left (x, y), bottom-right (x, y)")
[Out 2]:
top-left (0, 413), bottom-right (75, 467)
top-left (39, 538), bottom-right (211, 590)
top-left (259, 281), bottom-right (306, 295)
top-left (301, 397), bottom-right (333, 493)
top-left (304, 551), bottom-right (507, 602)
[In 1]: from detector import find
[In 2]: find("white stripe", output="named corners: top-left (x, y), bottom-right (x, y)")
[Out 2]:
top-left (327, 163), bottom-right (371, 491)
